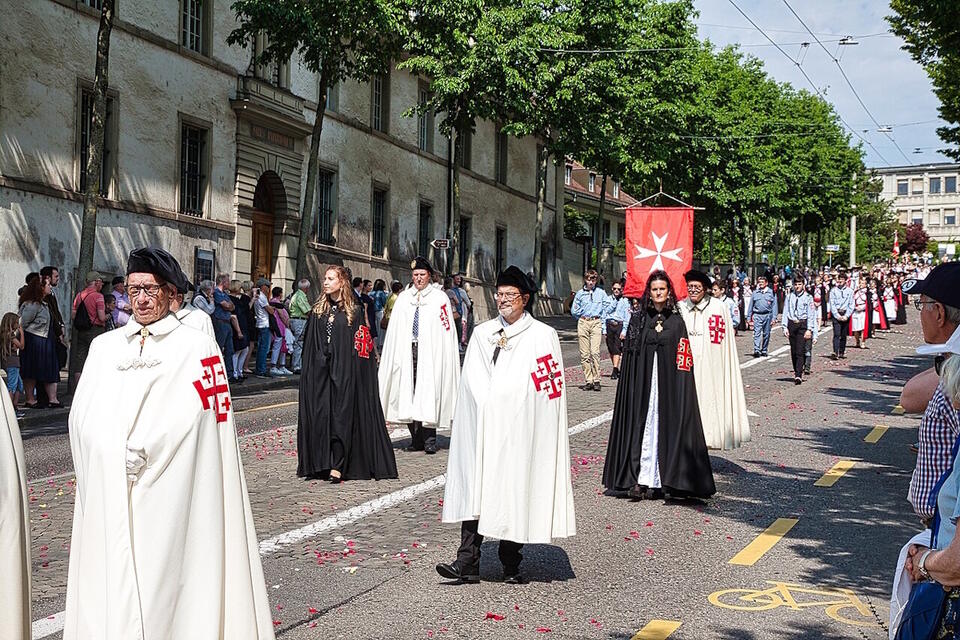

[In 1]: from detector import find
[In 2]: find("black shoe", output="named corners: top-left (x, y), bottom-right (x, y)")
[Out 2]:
top-left (794, 377), bottom-right (802, 385)
top-left (503, 572), bottom-right (525, 584)
top-left (611, 369), bottom-right (619, 380)
top-left (839, 353), bottom-right (846, 359)
top-left (804, 368), bottom-right (811, 375)
top-left (593, 382), bottom-right (601, 391)
top-left (627, 484), bottom-right (645, 501)
top-left (424, 443), bottom-right (437, 454)
top-left (831, 353), bottom-right (838, 360)
top-left (436, 561), bottom-right (480, 584)
top-left (404, 444), bottom-right (425, 453)
top-left (579, 383), bottom-right (593, 391)
top-left (752, 352), bottom-right (760, 358)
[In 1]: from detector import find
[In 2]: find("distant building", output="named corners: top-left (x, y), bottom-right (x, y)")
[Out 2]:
top-left (874, 163), bottom-right (960, 248)
top-left (0, 0), bottom-right (566, 326)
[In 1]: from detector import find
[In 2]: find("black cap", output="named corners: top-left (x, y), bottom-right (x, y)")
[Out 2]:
top-left (496, 265), bottom-right (536, 311)
top-left (410, 256), bottom-right (434, 274)
top-left (126, 247), bottom-right (189, 293)
top-left (902, 263), bottom-right (960, 308)
top-left (683, 269), bottom-right (712, 288)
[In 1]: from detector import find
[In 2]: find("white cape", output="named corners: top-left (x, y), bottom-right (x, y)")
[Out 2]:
top-left (889, 529), bottom-right (931, 639)
top-left (379, 286), bottom-right (460, 426)
top-left (176, 306), bottom-right (215, 338)
top-left (680, 297), bottom-right (751, 450)
top-left (0, 374), bottom-right (30, 640)
top-left (65, 313), bottom-right (274, 640)
top-left (442, 313), bottom-right (576, 543)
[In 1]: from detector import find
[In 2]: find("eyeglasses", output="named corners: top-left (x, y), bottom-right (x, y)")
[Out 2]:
top-left (127, 284), bottom-right (165, 298)
top-left (494, 292), bottom-right (522, 302)
top-left (686, 284), bottom-right (704, 292)
top-left (915, 299), bottom-right (939, 311)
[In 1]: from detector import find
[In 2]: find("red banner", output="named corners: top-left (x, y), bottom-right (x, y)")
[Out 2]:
top-left (623, 205), bottom-right (694, 299)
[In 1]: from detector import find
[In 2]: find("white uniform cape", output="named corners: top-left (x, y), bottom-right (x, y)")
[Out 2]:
top-left (680, 297), bottom-right (751, 450)
top-left (442, 313), bottom-right (576, 543)
top-left (0, 374), bottom-right (30, 640)
top-left (65, 313), bottom-right (274, 640)
top-left (379, 285), bottom-right (460, 426)
top-left (176, 305), bottom-right (215, 338)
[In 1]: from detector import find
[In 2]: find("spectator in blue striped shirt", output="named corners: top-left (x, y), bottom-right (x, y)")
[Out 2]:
top-left (601, 282), bottom-right (631, 380)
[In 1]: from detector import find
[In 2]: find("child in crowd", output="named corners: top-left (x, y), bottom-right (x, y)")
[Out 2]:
top-left (103, 295), bottom-right (117, 331)
top-left (1, 312), bottom-right (25, 415)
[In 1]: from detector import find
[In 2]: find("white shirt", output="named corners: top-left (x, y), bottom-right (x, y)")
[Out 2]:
top-left (253, 293), bottom-right (270, 329)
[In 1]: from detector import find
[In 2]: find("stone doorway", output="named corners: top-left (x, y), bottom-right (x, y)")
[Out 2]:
top-left (249, 172), bottom-right (285, 281)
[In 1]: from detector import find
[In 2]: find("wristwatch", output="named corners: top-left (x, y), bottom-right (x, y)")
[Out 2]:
top-left (918, 549), bottom-right (934, 581)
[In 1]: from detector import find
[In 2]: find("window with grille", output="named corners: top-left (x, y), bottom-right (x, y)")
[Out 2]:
top-left (180, 123), bottom-right (207, 216)
top-left (194, 248), bottom-right (215, 286)
top-left (371, 188), bottom-right (387, 256)
top-left (458, 216), bottom-right (472, 274)
top-left (78, 88), bottom-right (114, 196)
top-left (371, 74), bottom-right (389, 133)
top-left (495, 227), bottom-right (507, 275)
top-left (181, 0), bottom-right (206, 54)
top-left (495, 128), bottom-right (508, 184)
top-left (418, 203), bottom-right (432, 258)
top-left (418, 85), bottom-right (433, 153)
top-left (316, 169), bottom-right (337, 243)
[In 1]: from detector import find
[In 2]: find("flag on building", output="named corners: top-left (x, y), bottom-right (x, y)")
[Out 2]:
top-left (623, 205), bottom-right (694, 299)
top-left (893, 229), bottom-right (900, 257)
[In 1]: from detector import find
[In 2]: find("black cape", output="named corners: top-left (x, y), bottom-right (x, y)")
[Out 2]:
top-left (894, 286), bottom-right (908, 325)
top-left (297, 308), bottom-right (397, 480)
top-left (602, 306), bottom-right (716, 498)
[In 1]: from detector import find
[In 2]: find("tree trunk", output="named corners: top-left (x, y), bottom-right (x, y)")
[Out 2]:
top-left (533, 142), bottom-right (550, 291)
top-left (451, 124), bottom-right (463, 275)
top-left (294, 72), bottom-right (329, 283)
top-left (708, 222), bottom-right (714, 271)
top-left (730, 212), bottom-right (737, 273)
top-left (751, 224), bottom-right (757, 280)
top-left (70, 0), bottom-right (114, 393)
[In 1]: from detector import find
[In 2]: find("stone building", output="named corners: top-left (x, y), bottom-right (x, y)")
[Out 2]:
top-left (874, 162), bottom-right (960, 251)
top-left (0, 0), bottom-right (565, 325)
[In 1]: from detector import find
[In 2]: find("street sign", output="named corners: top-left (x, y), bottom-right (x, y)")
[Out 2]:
top-left (430, 238), bottom-right (451, 250)
top-left (825, 244), bottom-right (840, 253)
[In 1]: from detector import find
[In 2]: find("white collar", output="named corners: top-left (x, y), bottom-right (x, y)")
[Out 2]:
top-left (122, 312), bottom-right (181, 339)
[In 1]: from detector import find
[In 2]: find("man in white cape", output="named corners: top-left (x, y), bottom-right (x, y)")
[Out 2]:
top-left (1, 371), bottom-right (31, 640)
top-left (64, 247), bottom-right (274, 640)
top-left (438, 266), bottom-right (576, 584)
top-left (679, 269), bottom-right (751, 450)
top-left (171, 282), bottom-right (215, 338)
top-left (379, 256), bottom-right (460, 454)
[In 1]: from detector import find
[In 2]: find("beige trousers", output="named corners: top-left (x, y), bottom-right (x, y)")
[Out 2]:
top-left (577, 318), bottom-right (602, 383)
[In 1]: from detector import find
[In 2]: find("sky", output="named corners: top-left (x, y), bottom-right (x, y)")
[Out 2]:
top-left (692, 0), bottom-right (951, 169)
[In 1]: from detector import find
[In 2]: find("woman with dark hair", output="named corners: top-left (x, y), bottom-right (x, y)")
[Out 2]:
top-left (18, 277), bottom-right (61, 408)
top-left (602, 270), bottom-right (715, 501)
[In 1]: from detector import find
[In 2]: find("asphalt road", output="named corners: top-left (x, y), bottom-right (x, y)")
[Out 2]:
top-left (21, 315), bottom-right (927, 639)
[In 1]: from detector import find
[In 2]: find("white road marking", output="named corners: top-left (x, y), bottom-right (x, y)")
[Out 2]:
top-left (31, 409), bottom-right (615, 639)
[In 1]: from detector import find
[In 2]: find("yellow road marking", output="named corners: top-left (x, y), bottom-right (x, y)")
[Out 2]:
top-left (864, 425), bottom-right (889, 443)
top-left (729, 518), bottom-right (799, 566)
top-left (236, 401), bottom-right (297, 414)
top-left (814, 460), bottom-right (856, 487)
top-left (892, 405), bottom-right (905, 415)
top-left (631, 620), bottom-right (682, 639)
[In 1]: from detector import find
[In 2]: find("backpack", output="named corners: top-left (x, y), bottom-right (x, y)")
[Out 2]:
top-left (74, 293), bottom-right (93, 331)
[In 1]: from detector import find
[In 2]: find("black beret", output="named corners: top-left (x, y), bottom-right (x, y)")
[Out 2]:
top-left (496, 265), bottom-right (537, 294)
top-left (683, 269), bottom-right (712, 288)
top-left (410, 256), bottom-right (434, 274)
top-left (126, 247), bottom-right (189, 293)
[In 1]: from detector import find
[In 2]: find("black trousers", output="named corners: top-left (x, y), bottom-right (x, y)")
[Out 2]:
top-left (787, 320), bottom-right (807, 378)
top-left (408, 343), bottom-right (436, 447)
top-left (804, 335), bottom-right (813, 372)
top-left (832, 318), bottom-right (850, 355)
top-left (456, 520), bottom-right (523, 574)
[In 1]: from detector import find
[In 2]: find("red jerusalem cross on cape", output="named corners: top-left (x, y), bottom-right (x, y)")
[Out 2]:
top-left (531, 354), bottom-right (563, 400)
top-left (193, 355), bottom-right (231, 423)
top-left (623, 205), bottom-right (694, 299)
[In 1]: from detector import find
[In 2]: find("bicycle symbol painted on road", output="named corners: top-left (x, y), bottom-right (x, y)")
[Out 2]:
top-left (708, 581), bottom-right (877, 627)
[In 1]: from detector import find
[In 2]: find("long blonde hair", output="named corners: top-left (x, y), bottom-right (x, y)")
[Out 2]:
top-left (942, 355), bottom-right (960, 411)
top-left (312, 266), bottom-right (356, 325)
top-left (1, 312), bottom-right (20, 361)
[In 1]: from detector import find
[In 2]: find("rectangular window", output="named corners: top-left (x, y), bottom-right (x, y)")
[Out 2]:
top-left (931, 177), bottom-right (942, 194)
top-left (495, 226), bottom-right (507, 275)
top-left (897, 179), bottom-right (909, 196)
top-left (613, 180), bottom-right (620, 199)
top-left (417, 84), bottom-right (434, 153)
top-left (194, 248), bottom-right (215, 286)
top-left (418, 203), bottom-right (433, 258)
top-left (78, 88), bottom-right (115, 196)
top-left (458, 129), bottom-right (472, 171)
top-left (617, 222), bottom-right (626, 243)
top-left (588, 173), bottom-right (596, 192)
top-left (564, 164), bottom-right (572, 185)
top-left (371, 188), bottom-right (387, 256)
top-left (458, 216), bottom-right (472, 274)
top-left (494, 128), bottom-right (508, 184)
top-left (602, 220), bottom-right (610, 243)
top-left (945, 209), bottom-right (957, 226)
top-left (911, 209), bottom-right (924, 225)
top-left (180, 123), bottom-right (208, 216)
top-left (897, 209), bottom-right (909, 224)
top-left (370, 72), bottom-right (389, 133)
top-left (316, 169), bottom-right (337, 243)
top-left (930, 209), bottom-right (941, 226)
top-left (912, 178), bottom-right (924, 195)
top-left (324, 82), bottom-right (339, 112)
top-left (181, 0), bottom-right (207, 54)
top-left (81, 0), bottom-right (103, 9)
top-left (947, 176), bottom-right (957, 193)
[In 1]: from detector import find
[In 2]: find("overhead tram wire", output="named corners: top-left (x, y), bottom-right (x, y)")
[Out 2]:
top-left (780, 0), bottom-right (914, 165)
top-left (538, 34), bottom-right (890, 55)
top-left (725, 0), bottom-right (893, 168)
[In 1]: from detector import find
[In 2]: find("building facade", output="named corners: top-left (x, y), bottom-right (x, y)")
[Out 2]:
top-left (874, 162), bottom-right (960, 249)
top-left (0, 0), bottom-right (565, 325)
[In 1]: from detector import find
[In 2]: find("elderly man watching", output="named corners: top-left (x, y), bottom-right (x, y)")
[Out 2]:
top-left (288, 279), bottom-right (311, 374)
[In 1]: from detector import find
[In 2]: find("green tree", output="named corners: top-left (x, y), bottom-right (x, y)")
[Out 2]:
top-left (228, 0), bottom-right (409, 282)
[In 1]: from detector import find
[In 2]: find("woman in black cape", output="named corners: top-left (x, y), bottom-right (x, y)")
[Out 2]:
top-left (894, 274), bottom-right (908, 325)
top-left (297, 266), bottom-right (397, 482)
top-left (602, 270), bottom-right (716, 500)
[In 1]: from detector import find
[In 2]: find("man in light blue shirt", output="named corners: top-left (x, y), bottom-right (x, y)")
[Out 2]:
top-left (746, 274), bottom-right (777, 357)
top-left (601, 281), bottom-right (631, 380)
top-left (571, 269), bottom-right (607, 390)
top-left (780, 275), bottom-right (815, 384)
top-left (828, 268), bottom-right (855, 359)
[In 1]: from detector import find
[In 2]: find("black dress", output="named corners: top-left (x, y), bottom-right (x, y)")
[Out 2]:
top-left (602, 306), bottom-right (716, 498)
top-left (895, 286), bottom-right (908, 325)
top-left (296, 306), bottom-right (397, 480)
